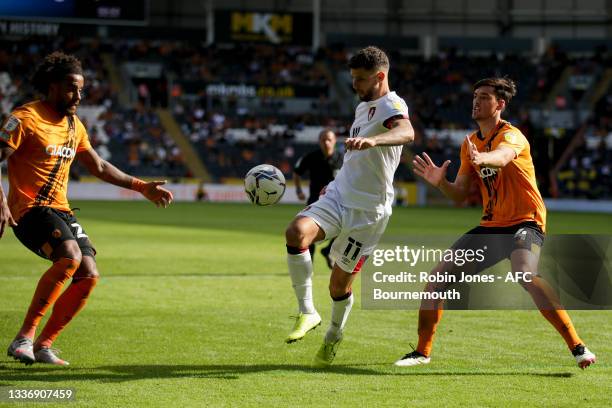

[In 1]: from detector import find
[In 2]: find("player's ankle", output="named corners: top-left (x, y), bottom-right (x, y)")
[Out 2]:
top-left (33, 340), bottom-right (52, 352)
top-left (15, 333), bottom-right (34, 342)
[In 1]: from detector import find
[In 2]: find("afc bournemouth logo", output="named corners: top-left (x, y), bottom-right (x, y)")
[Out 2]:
top-left (368, 107), bottom-right (376, 121)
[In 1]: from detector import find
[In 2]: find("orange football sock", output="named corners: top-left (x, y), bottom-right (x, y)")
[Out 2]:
top-left (17, 258), bottom-right (80, 340)
top-left (539, 309), bottom-right (583, 350)
top-left (524, 277), bottom-right (583, 350)
top-left (416, 308), bottom-right (444, 357)
top-left (35, 277), bottom-right (98, 350)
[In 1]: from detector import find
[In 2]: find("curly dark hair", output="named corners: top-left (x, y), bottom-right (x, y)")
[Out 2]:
top-left (347, 46), bottom-right (390, 71)
top-left (32, 51), bottom-right (83, 95)
top-left (473, 77), bottom-right (517, 105)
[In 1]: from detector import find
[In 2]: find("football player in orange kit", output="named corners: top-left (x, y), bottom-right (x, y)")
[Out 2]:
top-left (394, 77), bottom-right (596, 369)
top-left (0, 52), bottom-right (173, 366)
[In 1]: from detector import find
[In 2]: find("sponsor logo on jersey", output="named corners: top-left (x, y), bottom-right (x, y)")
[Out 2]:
top-left (351, 127), bottom-right (361, 137)
top-left (368, 107), bottom-right (376, 121)
top-left (46, 144), bottom-right (76, 159)
top-left (478, 166), bottom-right (498, 179)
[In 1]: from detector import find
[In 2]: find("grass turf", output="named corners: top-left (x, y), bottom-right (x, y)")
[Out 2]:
top-left (0, 202), bottom-right (610, 407)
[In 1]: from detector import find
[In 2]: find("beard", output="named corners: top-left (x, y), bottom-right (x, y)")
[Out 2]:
top-left (358, 89), bottom-right (375, 102)
top-left (58, 101), bottom-right (78, 116)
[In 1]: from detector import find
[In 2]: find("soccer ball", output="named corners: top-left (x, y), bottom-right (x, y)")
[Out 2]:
top-left (244, 164), bottom-right (286, 206)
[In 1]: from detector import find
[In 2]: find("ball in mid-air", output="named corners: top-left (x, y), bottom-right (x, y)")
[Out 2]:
top-left (244, 164), bottom-right (286, 206)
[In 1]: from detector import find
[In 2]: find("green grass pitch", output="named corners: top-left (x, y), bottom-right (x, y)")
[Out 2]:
top-left (1, 201), bottom-right (611, 407)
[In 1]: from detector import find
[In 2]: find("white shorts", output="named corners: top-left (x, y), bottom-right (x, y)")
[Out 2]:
top-left (298, 188), bottom-right (390, 273)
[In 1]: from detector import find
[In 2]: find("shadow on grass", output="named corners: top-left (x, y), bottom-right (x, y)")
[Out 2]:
top-left (0, 363), bottom-right (574, 382)
top-left (104, 272), bottom-right (288, 278)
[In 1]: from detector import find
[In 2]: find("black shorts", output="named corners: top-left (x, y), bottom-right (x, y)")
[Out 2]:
top-left (13, 207), bottom-right (96, 260)
top-left (449, 221), bottom-right (545, 275)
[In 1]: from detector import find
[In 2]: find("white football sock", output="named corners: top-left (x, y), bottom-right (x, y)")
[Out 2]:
top-left (287, 251), bottom-right (315, 314)
top-left (325, 293), bottom-right (354, 342)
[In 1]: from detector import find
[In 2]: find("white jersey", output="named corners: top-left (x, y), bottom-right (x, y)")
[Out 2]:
top-left (329, 91), bottom-right (409, 214)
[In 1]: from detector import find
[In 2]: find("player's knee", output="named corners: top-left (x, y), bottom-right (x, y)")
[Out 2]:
top-left (424, 280), bottom-right (446, 293)
top-left (53, 240), bottom-right (83, 265)
top-left (70, 251), bottom-right (83, 266)
top-left (518, 274), bottom-right (541, 292)
top-left (424, 282), bottom-right (436, 293)
top-left (77, 256), bottom-right (99, 279)
top-left (285, 221), bottom-right (308, 247)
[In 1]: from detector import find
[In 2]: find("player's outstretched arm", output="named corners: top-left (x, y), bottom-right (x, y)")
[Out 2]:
top-left (0, 145), bottom-right (17, 237)
top-left (77, 148), bottom-right (174, 208)
top-left (346, 118), bottom-right (414, 150)
top-left (466, 137), bottom-right (515, 168)
top-left (413, 152), bottom-right (471, 203)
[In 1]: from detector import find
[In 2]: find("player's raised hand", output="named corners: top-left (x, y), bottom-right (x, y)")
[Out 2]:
top-left (466, 135), bottom-right (476, 161)
top-left (0, 197), bottom-right (17, 238)
top-left (412, 152), bottom-right (450, 188)
top-left (346, 137), bottom-right (376, 151)
top-left (140, 181), bottom-right (174, 208)
top-left (466, 136), bottom-right (485, 166)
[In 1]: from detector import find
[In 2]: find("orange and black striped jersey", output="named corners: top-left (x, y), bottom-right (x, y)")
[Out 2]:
top-left (458, 120), bottom-right (547, 231)
top-left (0, 100), bottom-right (91, 221)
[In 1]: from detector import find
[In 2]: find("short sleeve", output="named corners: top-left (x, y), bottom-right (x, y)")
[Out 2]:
top-left (382, 98), bottom-right (409, 128)
top-left (497, 130), bottom-right (526, 158)
top-left (76, 120), bottom-right (92, 153)
top-left (458, 139), bottom-right (475, 176)
top-left (0, 113), bottom-right (29, 151)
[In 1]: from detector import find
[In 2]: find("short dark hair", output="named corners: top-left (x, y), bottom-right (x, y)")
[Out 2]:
top-left (32, 51), bottom-right (83, 95)
top-left (319, 128), bottom-right (335, 139)
top-left (473, 77), bottom-right (517, 105)
top-left (348, 46), bottom-right (389, 71)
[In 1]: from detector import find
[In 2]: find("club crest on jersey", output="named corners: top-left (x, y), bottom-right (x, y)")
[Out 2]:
top-left (368, 107), bottom-right (376, 121)
top-left (46, 144), bottom-right (76, 159)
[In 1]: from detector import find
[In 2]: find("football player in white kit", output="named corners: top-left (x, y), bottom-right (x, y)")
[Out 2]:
top-left (284, 46), bottom-right (415, 367)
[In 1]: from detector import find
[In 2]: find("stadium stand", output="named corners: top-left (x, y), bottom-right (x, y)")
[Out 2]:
top-left (1, 35), bottom-right (610, 198)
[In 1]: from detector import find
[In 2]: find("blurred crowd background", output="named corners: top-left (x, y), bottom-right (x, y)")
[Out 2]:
top-left (1, 0), bottom-right (610, 203)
